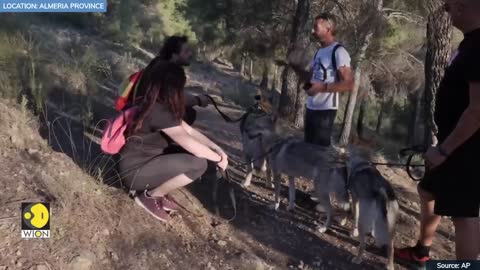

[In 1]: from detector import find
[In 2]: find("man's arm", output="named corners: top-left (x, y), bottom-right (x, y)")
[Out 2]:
top-left (306, 66), bottom-right (354, 96)
top-left (440, 82), bottom-right (480, 155)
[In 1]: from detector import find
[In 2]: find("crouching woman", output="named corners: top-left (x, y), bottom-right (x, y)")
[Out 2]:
top-left (119, 61), bottom-right (228, 222)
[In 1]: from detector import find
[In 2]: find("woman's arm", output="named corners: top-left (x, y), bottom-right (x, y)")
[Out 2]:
top-left (162, 125), bottom-right (222, 162)
top-left (181, 121), bottom-right (223, 152)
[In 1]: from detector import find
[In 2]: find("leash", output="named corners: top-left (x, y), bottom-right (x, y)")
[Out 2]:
top-left (212, 168), bottom-right (237, 222)
top-left (203, 94), bottom-right (252, 123)
top-left (343, 145), bottom-right (427, 181)
top-left (231, 138), bottom-right (286, 169)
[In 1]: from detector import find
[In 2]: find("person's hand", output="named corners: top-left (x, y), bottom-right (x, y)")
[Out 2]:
top-left (423, 146), bottom-right (447, 170)
top-left (214, 148), bottom-right (229, 171)
top-left (197, 95), bottom-right (210, 107)
top-left (217, 153), bottom-right (229, 171)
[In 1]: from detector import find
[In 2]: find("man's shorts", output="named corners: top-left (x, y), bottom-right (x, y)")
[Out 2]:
top-left (419, 152), bottom-right (479, 218)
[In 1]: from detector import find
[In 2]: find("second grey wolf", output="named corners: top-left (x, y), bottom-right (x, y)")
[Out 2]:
top-left (345, 145), bottom-right (399, 270)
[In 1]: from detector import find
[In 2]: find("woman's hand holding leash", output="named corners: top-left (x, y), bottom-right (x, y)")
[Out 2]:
top-left (214, 148), bottom-right (229, 171)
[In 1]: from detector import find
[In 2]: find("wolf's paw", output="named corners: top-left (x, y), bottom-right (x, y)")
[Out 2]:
top-left (351, 228), bottom-right (359, 238)
top-left (269, 203), bottom-right (280, 211)
top-left (352, 256), bottom-right (362, 264)
top-left (315, 204), bottom-right (326, 213)
top-left (241, 181), bottom-right (251, 188)
top-left (317, 225), bottom-right (328, 233)
top-left (242, 173), bottom-right (253, 187)
top-left (265, 182), bottom-right (274, 189)
top-left (286, 204), bottom-right (295, 212)
top-left (341, 202), bottom-right (351, 211)
top-left (385, 264), bottom-right (395, 270)
top-left (340, 217), bottom-right (348, 226)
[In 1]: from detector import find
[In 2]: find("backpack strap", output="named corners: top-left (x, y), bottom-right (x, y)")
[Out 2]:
top-left (313, 49), bottom-right (328, 81)
top-left (331, 43), bottom-right (344, 81)
top-left (331, 43), bottom-right (344, 108)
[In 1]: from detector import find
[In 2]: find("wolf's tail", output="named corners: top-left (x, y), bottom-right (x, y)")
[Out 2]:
top-left (374, 188), bottom-right (399, 246)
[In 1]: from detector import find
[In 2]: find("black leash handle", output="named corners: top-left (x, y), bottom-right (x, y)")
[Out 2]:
top-left (399, 145), bottom-right (427, 182)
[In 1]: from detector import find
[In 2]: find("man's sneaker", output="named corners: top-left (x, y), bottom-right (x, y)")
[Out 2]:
top-left (160, 195), bottom-right (180, 212)
top-left (134, 191), bottom-right (171, 222)
top-left (395, 246), bottom-right (430, 266)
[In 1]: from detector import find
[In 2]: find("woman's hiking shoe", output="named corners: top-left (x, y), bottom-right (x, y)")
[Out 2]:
top-left (395, 245), bottom-right (430, 266)
top-left (160, 195), bottom-right (180, 212)
top-left (134, 191), bottom-right (171, 222)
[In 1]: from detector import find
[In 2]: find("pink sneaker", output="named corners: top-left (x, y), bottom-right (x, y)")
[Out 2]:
top-left (160, 195), bottom-right (180, 212)
top-left (134, 191), bottom-right (171, 222)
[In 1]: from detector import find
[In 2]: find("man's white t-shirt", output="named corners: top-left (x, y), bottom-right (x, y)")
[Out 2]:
top-left (307, 42), bottom-right (351, 111)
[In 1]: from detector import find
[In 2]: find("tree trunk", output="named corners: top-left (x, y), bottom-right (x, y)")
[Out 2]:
top-left (119, 0), bottom-right (133, 38)
top-left (356, 93), bottom-right (368, 140)
top-left (279, 68), bottom-right (298, 121)
top-left (423, 0), bottom-right (452, 147)
top-left (249, 58), bottom-right (254, 82)
top-left (376, 98), bottom-right (386, 134)
top-left (338, 32), bottom-right (373, 146)
top-left (337, 0), bottom-right (382, 146)
top-left (294, 82), bottom-right (307, 128)
top-left (260, 62), bottom-right (269, 89)
top-left (278, 0), bottom-right (310, 122)
top-left (407, 88), bottom-right (423, 146)
top-left (271, 65), bottom-right (278, 92)
top-left (240, 53), bottom-right (246, 76)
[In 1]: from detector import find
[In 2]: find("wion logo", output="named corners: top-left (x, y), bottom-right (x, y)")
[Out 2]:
top-left (21, 203), bottom-right (50, 239)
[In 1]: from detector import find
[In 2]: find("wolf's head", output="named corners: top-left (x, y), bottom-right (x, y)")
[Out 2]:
top-left (341, 135), bottom-right (378, 175)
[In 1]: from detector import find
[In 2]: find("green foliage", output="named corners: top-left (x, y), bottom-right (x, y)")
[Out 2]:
top-left (0, 32), bottom-right (28, 99)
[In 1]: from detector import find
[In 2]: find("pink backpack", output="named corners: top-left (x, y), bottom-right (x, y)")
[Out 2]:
top-left (101, 107), bottom-right (138, 155)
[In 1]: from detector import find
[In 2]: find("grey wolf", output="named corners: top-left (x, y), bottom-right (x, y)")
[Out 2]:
top-left (239, 108), bottom-right (349, 225)
top-left (345, 145), bottom-right (399, 270)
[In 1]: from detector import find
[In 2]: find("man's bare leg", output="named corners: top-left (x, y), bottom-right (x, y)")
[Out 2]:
top-left (452, 217), bottom-right (480, 260)
top-left (418, 186), bottom-right (442, 246)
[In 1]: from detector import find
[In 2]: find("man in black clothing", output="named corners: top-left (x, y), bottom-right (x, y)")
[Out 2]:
top-left (395, 0), bottom-right (480, 264)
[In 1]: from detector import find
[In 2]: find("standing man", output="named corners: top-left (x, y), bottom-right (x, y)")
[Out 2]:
top-left (395, 0), bottom-right (480, 265)
top-left (304, 13), bottom-right (354, 146)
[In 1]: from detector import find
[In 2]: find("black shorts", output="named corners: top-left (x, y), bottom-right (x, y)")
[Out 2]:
top-left (304, 109), bottom-right (337, 146)
top-left (419, 155), bottom-right (479, 218)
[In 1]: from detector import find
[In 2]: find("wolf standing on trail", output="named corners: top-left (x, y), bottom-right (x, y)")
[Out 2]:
top-left (303, 13), bottom-right (354, 146)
